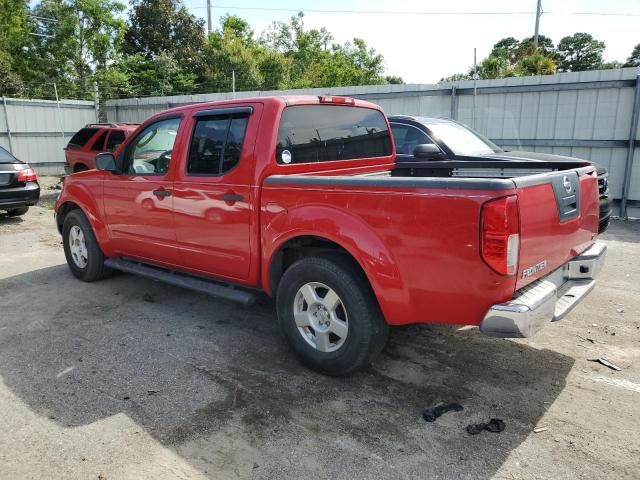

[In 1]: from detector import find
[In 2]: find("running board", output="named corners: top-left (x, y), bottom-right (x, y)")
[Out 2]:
top-left (104, 258), bottom-right (256, 306)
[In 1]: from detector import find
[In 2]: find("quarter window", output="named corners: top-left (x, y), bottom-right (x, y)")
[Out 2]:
top-left (125, 117), bottom-right (181, 175)
top-left (276, 105), bottom-right (392, 164)
top-left (187, 115), bottom-right (249, 175)
top-left (67, 128), bottom-right (99, 148)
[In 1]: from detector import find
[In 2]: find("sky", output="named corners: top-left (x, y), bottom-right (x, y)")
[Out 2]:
top-left (181, 0), bottom-right (640, 83)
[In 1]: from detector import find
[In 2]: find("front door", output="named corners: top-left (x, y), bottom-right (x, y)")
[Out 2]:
top-left (103, 116), bottom-right (184, 267)
top-left (172, 105), bottom-right (259, 282)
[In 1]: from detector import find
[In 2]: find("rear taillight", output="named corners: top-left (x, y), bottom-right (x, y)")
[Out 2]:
top-left (17, 167), bottom-right (38, 183)
top-left (481, 195), bottom-right (520, 276)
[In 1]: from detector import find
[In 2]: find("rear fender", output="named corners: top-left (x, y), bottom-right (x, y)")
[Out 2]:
top-left (262, 204), bottom-right (409, 324)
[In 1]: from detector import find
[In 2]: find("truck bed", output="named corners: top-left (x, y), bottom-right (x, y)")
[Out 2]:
top-left (262, 162), bottom-right (599, 326)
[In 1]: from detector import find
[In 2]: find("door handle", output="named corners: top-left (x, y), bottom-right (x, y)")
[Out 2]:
top-left (221, 193), bottom-right (244, 203)
top-left (152, 188), bottom-right (172, 198)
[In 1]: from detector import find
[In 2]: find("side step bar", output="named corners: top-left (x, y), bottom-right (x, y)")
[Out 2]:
top-left (104, 258), bottom-right (256, 306)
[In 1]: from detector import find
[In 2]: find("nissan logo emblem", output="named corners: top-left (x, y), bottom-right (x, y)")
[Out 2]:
top-left (563, 176), bottom-right (572, 194)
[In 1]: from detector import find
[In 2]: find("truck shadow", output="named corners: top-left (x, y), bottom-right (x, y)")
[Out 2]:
top-left (0, 264), bottom-right (574, 479)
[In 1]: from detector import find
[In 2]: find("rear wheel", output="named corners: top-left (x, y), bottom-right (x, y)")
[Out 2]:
top-left (73, 164), bottom-right (89, 173)
top-left (62, 209), bottom-right (112, 281)
top-left (276, 255), bottom-right (389, 376)
top-left (6, 206), bottom-right (29, 216)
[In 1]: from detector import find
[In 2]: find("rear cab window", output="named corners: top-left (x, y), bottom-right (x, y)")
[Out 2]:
top-left (67, 128), bottom-right (99, 149)
top-left (276, 105), bottom-right (392, 164)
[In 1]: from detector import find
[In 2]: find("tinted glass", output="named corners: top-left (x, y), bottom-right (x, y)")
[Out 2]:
top-left (0, 145), bottom-right (16, 162)
top-left (126, 118), bottom-right (180, 175)
top-left (276, 105), bottom-right (391, 164)
top-left (106, 130), bottom-right (125, 151)
top-left (91, 130), bottom-right (108, 151)
top-left (68, 128), bottom-right (99, 148)
top-left (421, 120), bottom-right (502, 155)
top-left (390, 123), bottom-right (431, 155)
top-left (187, 115), bottom-right (248, 175)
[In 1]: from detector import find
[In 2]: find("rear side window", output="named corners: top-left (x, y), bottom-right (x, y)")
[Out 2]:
top-left (68, 128), bottom-right (99, 148)
top-left (91, 131), bottom-right (108, 151)
top-left (187, 115), bottom-right (249, 175)
top-left (276, 105), bottom-right (392, 164)
top-left (106, 130), bottom-right (125, 151)
top-left (390, 123), bottom-right (431, 155)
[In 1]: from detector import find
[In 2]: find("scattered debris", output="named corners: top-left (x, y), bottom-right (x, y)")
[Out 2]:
top-left (122, 396), bottom-right (130, 400)
top-left (147, 389), bottom-right (160, 395)
top-left (588, 357), bottom-right (622, 371)
top-left (616, 308), bottom-right (624, 313)
top-left (533, 427), bottom-right (549, 433)
top-left (466, 418), bottom-right (505, 435)
top-left (142, 293), bottom-right (156, 303)
top-left (98, 474), bottom-right (107, 480)
top-left (576, 335), bottom-right (596, 344)
top-left (422, 402), bottom-right (464, 422)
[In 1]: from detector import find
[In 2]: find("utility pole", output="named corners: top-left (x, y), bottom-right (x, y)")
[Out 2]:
top-left (534, 0), bottom-right (542, 49)
top-left (207, 0), bottom-right (212, 35)
top-left (93, 81), bottom-right (99, 122)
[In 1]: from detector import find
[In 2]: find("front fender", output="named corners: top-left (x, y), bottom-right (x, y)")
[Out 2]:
top-left (55, 177), bottom-right (112, 254)
top-left (261, 204), bottom-right (411, 325)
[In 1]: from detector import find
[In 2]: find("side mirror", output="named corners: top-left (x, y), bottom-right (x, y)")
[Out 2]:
top-left (413, 143), bottom-right (445, 160)
top-left (95, 153), bottom-right (118, 173)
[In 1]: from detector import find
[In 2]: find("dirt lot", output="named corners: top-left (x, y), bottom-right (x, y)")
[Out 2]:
top-left (1, 184), bottom-right (639, 479)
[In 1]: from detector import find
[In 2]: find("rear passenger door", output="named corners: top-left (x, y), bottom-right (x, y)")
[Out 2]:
top-left (172, 105), bottom-right (260, 282)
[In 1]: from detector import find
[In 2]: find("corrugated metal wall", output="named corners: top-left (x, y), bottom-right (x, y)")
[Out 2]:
top-left (0, 97), bottom-right (97, 175)
top-left (104, 68), bottom-right (640, 217)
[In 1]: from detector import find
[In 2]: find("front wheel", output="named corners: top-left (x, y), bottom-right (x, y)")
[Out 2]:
top-left (62, 209), bottom-right (112, 281)
top-left (276, 255), bottom-right (389, 376)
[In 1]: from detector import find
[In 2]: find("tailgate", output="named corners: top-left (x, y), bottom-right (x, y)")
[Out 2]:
top-left (514, 166), bottom-right (600, 290)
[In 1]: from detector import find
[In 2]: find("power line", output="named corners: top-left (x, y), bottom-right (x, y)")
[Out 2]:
top-left (188, 5), bottom-right (640, 16)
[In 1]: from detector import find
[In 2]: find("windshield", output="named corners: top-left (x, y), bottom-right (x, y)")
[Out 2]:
top-left (423, 121), bottom-right (502, 156)
top-left (0, 145), bottom-right (16, 162)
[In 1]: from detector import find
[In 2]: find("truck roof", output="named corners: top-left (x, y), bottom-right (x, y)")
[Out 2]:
top-left (156, 95), bottom-right (383, 117)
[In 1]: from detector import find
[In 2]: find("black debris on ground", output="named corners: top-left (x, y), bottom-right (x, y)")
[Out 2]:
top-left (422, 403), bottom-right (464, 422)
top-left (466, 419), bottom-right (506, 435)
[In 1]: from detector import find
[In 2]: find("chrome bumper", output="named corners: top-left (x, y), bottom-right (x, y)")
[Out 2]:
top-left (480, 241), bottom-right (607, 338)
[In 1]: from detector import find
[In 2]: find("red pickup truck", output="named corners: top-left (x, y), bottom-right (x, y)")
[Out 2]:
top-left (54, 96), bottom-right (606, 375)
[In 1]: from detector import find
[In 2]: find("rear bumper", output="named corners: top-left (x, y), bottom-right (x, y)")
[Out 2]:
top-left (0, 182), bottom-right (40, 209)
top-left (480, 241), bottom-right (607, 338)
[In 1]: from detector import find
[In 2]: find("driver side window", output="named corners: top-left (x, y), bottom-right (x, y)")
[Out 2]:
top-left (125, 117), bottom-right (181, 175)
top-left (390, 123), bottom-right (431, 155)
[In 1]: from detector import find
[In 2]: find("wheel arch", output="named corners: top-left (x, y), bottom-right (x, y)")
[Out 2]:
top-left (262, 206), bottom-right (410, 324)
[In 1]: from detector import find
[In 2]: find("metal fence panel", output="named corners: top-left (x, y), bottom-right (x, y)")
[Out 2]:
top-left (0, 97), bottom-right (96, 174)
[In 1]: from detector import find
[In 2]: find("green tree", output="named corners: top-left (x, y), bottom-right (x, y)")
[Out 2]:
top-left (28, 0), bottom-right (126, 99)
top-left (260, 12), bottom-right (385, 88)
top-left (556, 33), bottom-right (605, 72)
top-left (624, 43), bottom-right (640, 68)
top-left (0, 0), bottom-right (32, 95)
top-left (516, 53), bottom-right (557, 76)
top-left (385, 75), bottom-right (404, 84)
top-left (125, 0), bottom-right (206, 76)
top-left (477, 55), bottom-right (513, 79)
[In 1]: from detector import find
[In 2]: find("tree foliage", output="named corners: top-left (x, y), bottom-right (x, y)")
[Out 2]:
top-left (556, 33), bottom-right (605, 72)
top-left (624, 43), bottom-right (640, 68)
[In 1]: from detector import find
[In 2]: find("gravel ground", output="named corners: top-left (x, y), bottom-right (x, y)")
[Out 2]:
top-left (0, 182), bottom-right (639, 479)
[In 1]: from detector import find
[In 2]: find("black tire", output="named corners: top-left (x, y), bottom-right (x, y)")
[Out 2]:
top-left (6, 206), bottom-right (29, 216)
top-left (62, 209), bottom-right (112, 281)
top-left (276, 255), bottom-right (389, 376)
